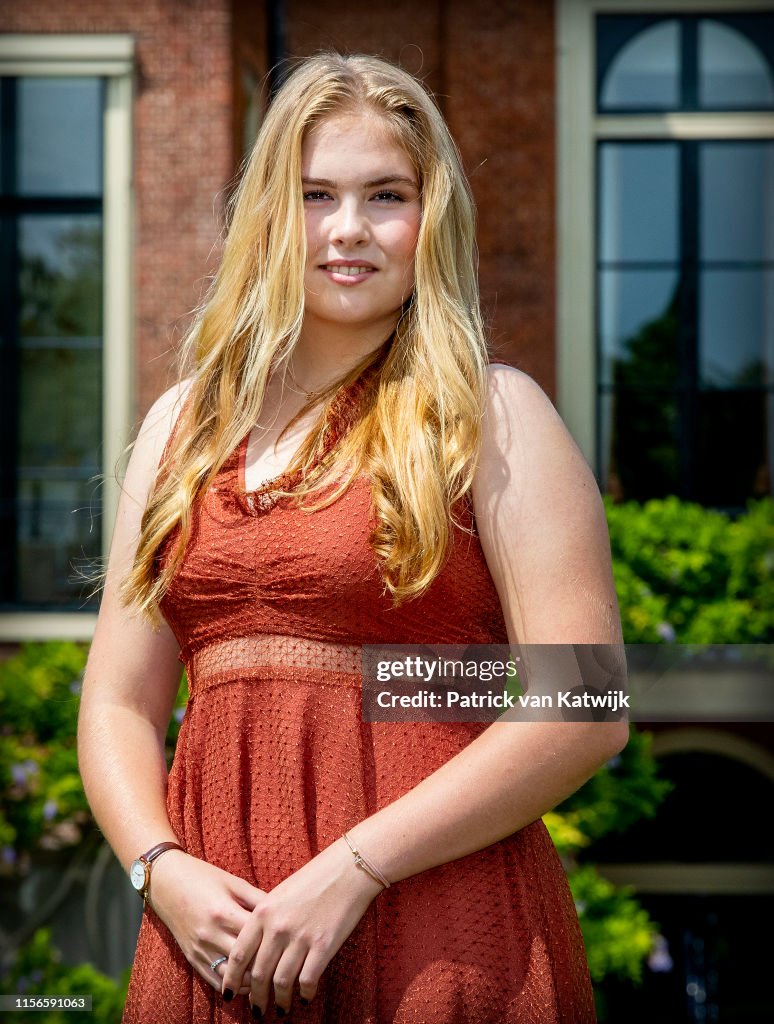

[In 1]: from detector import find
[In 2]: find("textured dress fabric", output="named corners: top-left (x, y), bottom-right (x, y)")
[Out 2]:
top-left (121, 370), bottom-right (597, 1024)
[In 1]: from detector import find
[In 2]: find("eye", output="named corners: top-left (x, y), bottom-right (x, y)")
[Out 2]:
top-left (303, 190), bottom-right (331, 202)
top-left (372, 190), bottom-right (404, 202)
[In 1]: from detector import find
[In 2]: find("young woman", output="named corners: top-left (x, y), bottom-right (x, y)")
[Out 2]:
top-left (77, 51), bottom-right (627, 1024)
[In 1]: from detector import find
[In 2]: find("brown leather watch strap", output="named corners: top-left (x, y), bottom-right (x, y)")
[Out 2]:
top-left (142, 841), bottom-right (185, 864)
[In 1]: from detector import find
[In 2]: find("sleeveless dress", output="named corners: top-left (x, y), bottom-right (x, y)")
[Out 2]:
top-left (121, 368), bottom-right (597, 1024)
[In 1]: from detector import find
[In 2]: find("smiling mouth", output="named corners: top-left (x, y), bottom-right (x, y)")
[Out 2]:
top-left (320, 265), bottom-right (377, 276)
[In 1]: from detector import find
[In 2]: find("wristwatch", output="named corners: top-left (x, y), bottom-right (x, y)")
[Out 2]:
top-left (130, 841), bottom-right (186, 904)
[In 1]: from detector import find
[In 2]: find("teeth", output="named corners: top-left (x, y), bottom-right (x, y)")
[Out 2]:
top-left (323, 265), bottom-right (374, 276)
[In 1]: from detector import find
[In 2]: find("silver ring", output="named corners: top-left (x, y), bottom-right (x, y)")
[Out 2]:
top-left (210, 955), bottom-right (228, 972)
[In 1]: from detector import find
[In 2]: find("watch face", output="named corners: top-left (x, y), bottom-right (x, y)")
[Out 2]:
top-left (130, 859), bottom-right (146, 891)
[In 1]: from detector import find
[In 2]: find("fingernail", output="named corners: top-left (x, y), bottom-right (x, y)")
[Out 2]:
top-left (300, 997), bottom-right (309, 1006)
top-left (223, 989), bottom-right (234, 1002)
top-left (251, 1004), bottom-right (262, 1019)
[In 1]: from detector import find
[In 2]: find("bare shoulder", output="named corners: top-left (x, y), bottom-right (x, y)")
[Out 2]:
top-left (473, 362), bottom-right (621, 646)
top-left (124, 376), bottom-right (196, 499)
top-left (136, 376), bottom-right (196, 462)
top-left (480, 362), bottom-right (586, 473)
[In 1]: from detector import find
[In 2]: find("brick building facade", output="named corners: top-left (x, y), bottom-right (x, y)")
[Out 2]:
top-left (0, 0), bottom-right (557, 416)
top-left (1, 2), bottom-right (772, 1018)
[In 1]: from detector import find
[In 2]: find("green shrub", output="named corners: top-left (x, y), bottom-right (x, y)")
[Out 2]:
top-left (0, 642), bottom-right (187, 873)
top-left (0, 928), bottom-right (129, 1024)
top-left (604, 495), bottom-right (773, 642)
top-left (569, 865), bottom-right (655, 984)
top-left (545, 728), bottom-right (671, 990)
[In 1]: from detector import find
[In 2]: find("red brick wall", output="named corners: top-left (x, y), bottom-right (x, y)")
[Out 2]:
top-left (0, 0), bottom-right (557, 411)
top-left (0, 0), bottom-right (236, 418)
top-left (284, 0), bottom-right (557, 394)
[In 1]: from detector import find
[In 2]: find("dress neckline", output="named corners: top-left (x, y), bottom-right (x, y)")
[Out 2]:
top-left (233, 370), bottom-right (374, 516)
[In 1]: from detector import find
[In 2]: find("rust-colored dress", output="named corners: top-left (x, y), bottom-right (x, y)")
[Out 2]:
top-left (121, 371), bottom-right (597, 1024)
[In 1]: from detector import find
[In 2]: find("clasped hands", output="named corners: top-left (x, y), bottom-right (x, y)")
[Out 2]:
top-left (150, 837), bottom-right (385, 1017)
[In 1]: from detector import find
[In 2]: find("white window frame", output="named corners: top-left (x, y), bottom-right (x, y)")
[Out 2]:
top-left (0, 35), bottom-right (135, 641)
top-left (556, 0), bottom-right (774, 471)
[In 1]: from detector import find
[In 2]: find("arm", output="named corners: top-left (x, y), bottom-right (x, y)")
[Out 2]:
top-left (222, 363), bottom-right (628, 1014)
top-left (77, 379), bottom-right (264, 994)
top-left (349, 364), bottom-right (628, 876)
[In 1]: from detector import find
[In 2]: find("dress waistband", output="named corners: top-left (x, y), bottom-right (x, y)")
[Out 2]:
top-left (186, 632), bottom-right (364, 694)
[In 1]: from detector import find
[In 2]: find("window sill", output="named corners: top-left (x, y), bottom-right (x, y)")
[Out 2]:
top-left (0, 612), bottom-right (98, 644)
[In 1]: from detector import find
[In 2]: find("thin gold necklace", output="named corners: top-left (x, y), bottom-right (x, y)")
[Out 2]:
top-left (285, 361), bottom-right (316, 401)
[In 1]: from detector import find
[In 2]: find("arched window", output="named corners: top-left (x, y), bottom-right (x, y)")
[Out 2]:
top-left (598, 13), bottom-right (774, 112)
top-left (593, 13), bottom-right (774, 509)
top-left (587, 729), bottom-right (774, 1021)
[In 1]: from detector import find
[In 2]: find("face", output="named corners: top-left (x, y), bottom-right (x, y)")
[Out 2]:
top-left (300, 110), bottom-right (422, 342)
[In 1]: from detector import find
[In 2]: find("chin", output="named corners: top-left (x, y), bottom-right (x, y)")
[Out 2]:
top-left (322, 304), bottom-right (393, 324)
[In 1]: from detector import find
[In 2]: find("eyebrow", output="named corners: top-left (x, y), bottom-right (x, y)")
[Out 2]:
top-left (301, 175), bottom-right (419, 189)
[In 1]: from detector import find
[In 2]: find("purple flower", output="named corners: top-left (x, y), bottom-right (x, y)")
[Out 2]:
top-left (10, 760), bottom-right (38, 785)
top-left (29, 969), bottom-right (43, 983)
top-left (173, 707), bottom-right (185, 724)
top-left (42, 799), bottom-right (58, 821)
top-left (1, 845), bottom-right (17, 864)
top-left (69, 679), bottom-right (82, 695)
top-left (656, 621), bottom-right (676, 642)
top-left (606, 754), bottom-right (622, 771)
top-left (648, 934), bottom-right (674, 973)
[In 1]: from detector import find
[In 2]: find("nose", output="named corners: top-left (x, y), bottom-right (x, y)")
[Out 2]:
top-left (328, 196), bottom-right (370, 247)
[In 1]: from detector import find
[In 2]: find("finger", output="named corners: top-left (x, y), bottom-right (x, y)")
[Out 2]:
top-left (297, 945), bottom-right (332, 1006)
top-left (248, 932), bottom-right (287, 1018)
top-left (271, 942), bottom-right (308, 1015)
top-left (200, 955), bottom-right (229, 996)
top-left (198, 915), bottom-right (256, 995)
top-left (207, 960), bottom-right (253, 997)
top-left (215, 900), bottom-right (260, 943)
top-left (229, 877), bottom-right (268, 911)
top-left (221, 918), bottom-right (264, 1001)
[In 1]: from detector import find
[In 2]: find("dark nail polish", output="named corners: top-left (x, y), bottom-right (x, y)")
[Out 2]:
top-left (251, 1004), bottom-right (263, 1020)
top-left (223, 989), bottom-right (234, 1002)
top-left (300, 997), bottom-right (309, 1006)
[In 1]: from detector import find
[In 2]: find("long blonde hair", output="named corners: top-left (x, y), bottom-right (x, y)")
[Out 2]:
top-left (122, 51), bottom-right (491, 625)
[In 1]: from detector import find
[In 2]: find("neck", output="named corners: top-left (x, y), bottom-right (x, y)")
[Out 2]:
top-left (291, 315), bottom-right (397, 392)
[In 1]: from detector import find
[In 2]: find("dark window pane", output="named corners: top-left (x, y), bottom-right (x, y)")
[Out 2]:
top-left (699, 19), bottom-right (774, 110)
top-left (599, 389), bottom-right (680, 500)
top-left (600, 20), bottom-right (680, 111)
top-left (14, 215), bottom-right (102, 609)
top-left (19, 214), bottom-right (102, 338)
top-left (17, 478), bottom-right (101, 606)
top-left (599, 143), bottom-right (679, 262)
top-left (1, 78), bottom-right (103, 611)
top-left (599, 270), bottom-right (679, 387)
top-left (699, 270), bottom-right (773, 388)
top-left (17, 78), bottom-right (102, 196)
top-left (700, 143), bottom-right (774, 263)
top-left (696, 389), bottom-right (770, 504)
top-left (19, 344), bottom-right (102, 472)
